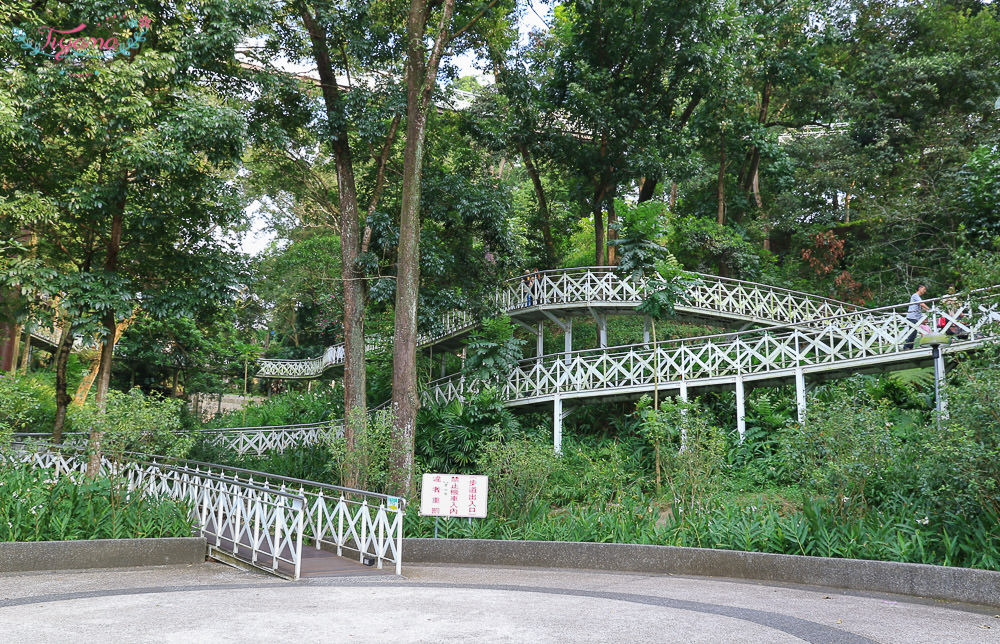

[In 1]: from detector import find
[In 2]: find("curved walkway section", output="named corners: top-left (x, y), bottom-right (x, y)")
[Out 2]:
top-left (257, 268), bottom-right (858, 379)
top-left (425, 290), bottom-right (999, 409)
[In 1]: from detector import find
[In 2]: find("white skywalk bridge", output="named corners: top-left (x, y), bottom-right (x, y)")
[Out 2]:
top-left (423, 289), bottom-right (1000, 451)
top-left (256, 267), bottom-right (858, 379)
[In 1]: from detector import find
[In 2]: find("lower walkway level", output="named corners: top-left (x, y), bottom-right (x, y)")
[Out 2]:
top-left (0, 562), bottom-right (995, 643)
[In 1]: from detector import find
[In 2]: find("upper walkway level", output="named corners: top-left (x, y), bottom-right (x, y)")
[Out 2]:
top-left (257, 268), bottom-right (858, 379)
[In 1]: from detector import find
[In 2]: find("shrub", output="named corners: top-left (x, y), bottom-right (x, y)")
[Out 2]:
top-left (203, 388), bottom-right (343, 429)
top-left (779, 378), bottom-right (905, 516)
top-left (327, 407), bottom-right (393, 494)
top-left (461, 316), bottom-right (526, 382)
top-left (416, 387), bottom-right (520, 473)
top-left (635, 396), bottom-right (726, 513)
top-left (0, 371), bottom-right (57, 433)
top-left (917, 345), bottom-right (1000, 518)
top-left (71, 388), bottom-right (191, 460)
top-left (0, 461), bottom-right (193, 541)
top-left (477, 437), bottom-right (558, 522)
top-left (548, 438), bottom-right (648, 507)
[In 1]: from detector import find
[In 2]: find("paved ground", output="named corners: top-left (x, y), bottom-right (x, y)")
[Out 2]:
top-left (0, 562), bottom-right (997, 643)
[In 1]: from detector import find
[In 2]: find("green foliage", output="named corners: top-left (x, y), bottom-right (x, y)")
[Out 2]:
top-left (655, 398), bottom-right (727, 514)
top-left (71, 389), bottom-right (191, 460)
top-left (0, 371), bottom-right (57, 433)
top-left (636, 262), bottom-right (695, 320)
top-left (667, 216), bottom-right (768, 279)
top-left (416, 388), bottom-right (520, 474)
top-left (203, 389), bottom-right (343, 429)
top-left (461, 317), bottom-right (526, 383)
top-left (328, 408), bottom-right (394, 494)
top-left (547, 438), bottom-right (648, 507)
top-left (780, 379), bottom-right (902, 515)
top-left (956, 145), bottom-right (1000, 242)
top-left (727, 389), bottom-right (796, 486)
top-left (921, 346), bottom-right (1000, 518)
top-left (189, 440), bottom-right (335, 483)
top-left (609, 199), bottom-right (675, 278)
top-left (477, 437), bottom-right (558, 523)
top-left (0, 462), bottom-right (193, 542)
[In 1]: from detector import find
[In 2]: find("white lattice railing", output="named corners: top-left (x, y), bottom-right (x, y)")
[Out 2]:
top-left (6, 444), bottom-right (306, 578)
top-left (7, 442), bottom-right (406, 578)
top-left (257, 268), bottom-right (858, 379)
top-left (197, 421), bottom-right (343, 456)
top-left (163, 456), bottom-right (405, 575)
top-left (424, 290), bottom-right (1000, 406)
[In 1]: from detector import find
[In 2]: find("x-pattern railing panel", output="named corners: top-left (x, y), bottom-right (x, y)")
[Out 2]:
top-left (5, 444), bottom-right (308, 579)
top-left (258, 268), bottom-right (858, 379)
top-left (179, 459), bottom-right (406, 575)
top-left (10, 442), bottom-right (408, 577)
top-left (424, 291), bottom-right (1000, 405)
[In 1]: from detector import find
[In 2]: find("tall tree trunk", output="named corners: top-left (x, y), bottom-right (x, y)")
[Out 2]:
top-left (390, 0), bottom-right (457, 497)
top-left (76, 314), bottom-right (134, 404)
top-left (717, 129), bottom-right (726, 227)
top-left (74, 352), bottom-right (101, 405)
top-left (17, 333), bottom-right (30, 373)
top-left (89, 209), bottom-right (123, 478)
top-left (606, 195), bottom-right (618, 265)
top-left (0, 321), bottom-right (15, 372)
top-left (300, 6), bottom-right (369, 488)
top-left (593, 202), bottom-right (605, 266)
top-left (637, 177), bottom-right (657, 203)
top-left (669, 182), bottom-right (678, 210)
top-left (7, 325), bottom-right (20, 374)
top-left (51, 323), bottom-right (74, 443)
top-left (517, 142), bottom-right (556, 266)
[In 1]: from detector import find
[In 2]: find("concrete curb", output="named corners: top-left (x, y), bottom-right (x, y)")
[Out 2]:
top-left (0, 537), bottom-right (207, 573)
top-left (404, 538), bottom-right (1000, 607)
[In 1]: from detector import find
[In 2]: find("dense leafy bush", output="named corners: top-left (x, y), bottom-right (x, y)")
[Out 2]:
top-left (202, 388), bottom-right (344, 429)
top-left (416, 388), bottom-right (520, 473)
top-left (477, 437), bottom-right (558, 523)
top-left (71, 388), bottom-right (192, 459)
top-left (0, 462), bottom-right (194, 541)
top-left (0, 371), bottom-right (58, 433)
top-left (328, 408), bottom-right (393, 493)
top-left (462, 317), bottom-right (526, 382)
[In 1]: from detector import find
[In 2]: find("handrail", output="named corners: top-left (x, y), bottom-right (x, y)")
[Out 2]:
top-left (423, 287), bottom-right (1000, 405)
top-left (11, 440), bottom-right (406, 577)
top-left (452, 286), bottom-right (998, 369)
top-left (257, 267), bottom-right (863, 378)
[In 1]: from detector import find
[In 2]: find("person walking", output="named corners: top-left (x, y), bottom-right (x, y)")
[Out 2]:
top-left (903, 284), bottom-right (930, 350)
top-left (523, 270), bottom-right (534, 307)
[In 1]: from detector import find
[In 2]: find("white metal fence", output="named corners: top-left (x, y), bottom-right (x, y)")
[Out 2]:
top-left (6, 442), bottom-right (405, 578)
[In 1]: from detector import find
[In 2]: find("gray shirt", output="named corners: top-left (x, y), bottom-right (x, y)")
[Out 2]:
top-left (907, 292), bottom-right (923, 320)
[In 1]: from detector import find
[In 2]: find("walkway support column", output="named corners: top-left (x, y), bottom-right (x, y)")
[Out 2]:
top-left (541, 311), bottom-right (572, 365)
top-left (553, 395), bottom-right (563, 455)
top-left (590, 309), bottom-right (607, 348)
top-left (643, 316), bottom-right (651, 346)
top-left (932, 345), bottom-right (948, 422)
top-left (735, 375), bottom-right (746, 443)
top-left (679, 381), bottom-right (689, 451)
top-left (537, 321), bottom-right (544, 357)
top-left (795, 367), bottom-right (806, 424)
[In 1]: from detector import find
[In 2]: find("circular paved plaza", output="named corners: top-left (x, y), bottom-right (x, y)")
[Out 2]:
top-left (1, 563), bottom-right (997, 642)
